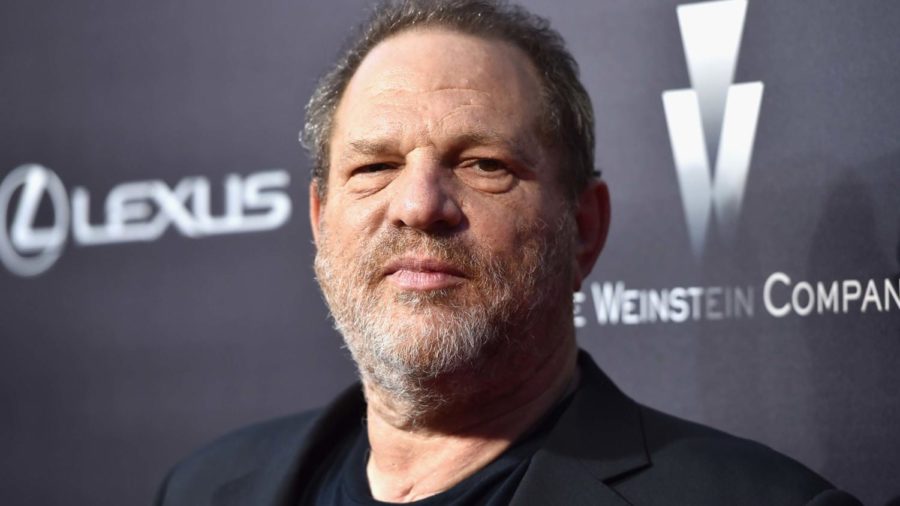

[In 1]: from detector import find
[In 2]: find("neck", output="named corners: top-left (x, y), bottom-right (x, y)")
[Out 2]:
top-left (362, 335), bottom-right (578, 503)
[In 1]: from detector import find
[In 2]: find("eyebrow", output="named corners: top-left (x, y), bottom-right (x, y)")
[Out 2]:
top-left (346, 130), bottom-right (537, 166)
top-left (348, 139), bottom-right (394, 156)
top-left (454, 131), bottom-right (538, 167)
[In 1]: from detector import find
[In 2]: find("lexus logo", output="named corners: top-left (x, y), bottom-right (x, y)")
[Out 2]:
top-left (0, 164), bottom-right (292, 277)
top-left (662, 0), bottom-right (764, 256)
top-left (0, 164), bottom-right (69, 277)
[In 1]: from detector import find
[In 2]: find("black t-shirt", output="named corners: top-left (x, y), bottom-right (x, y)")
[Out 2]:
top-left (302, 396), bottom-right (571, 506)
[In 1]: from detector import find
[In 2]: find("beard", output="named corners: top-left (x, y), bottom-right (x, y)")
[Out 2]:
top-left (314, 214), bottom-right (574, 416)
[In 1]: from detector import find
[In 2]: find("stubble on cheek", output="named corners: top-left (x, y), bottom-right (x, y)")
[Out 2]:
top-left (312, 211), bottom-right (575, 413)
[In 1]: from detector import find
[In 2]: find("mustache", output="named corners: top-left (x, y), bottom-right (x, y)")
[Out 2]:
top-left (359, 229), bottom-right (487, 282)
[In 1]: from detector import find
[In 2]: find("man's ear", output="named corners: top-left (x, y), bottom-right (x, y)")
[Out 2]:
top-left (309, 181), bottom-right (323, 247)
top-left (572, 180), bottom-right (611, 291)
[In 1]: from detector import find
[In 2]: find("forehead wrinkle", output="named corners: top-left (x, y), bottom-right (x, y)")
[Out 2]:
top-left (420, 86), bottom-right (492, 97)
top-left (362, 80), bottom-right (494, 103)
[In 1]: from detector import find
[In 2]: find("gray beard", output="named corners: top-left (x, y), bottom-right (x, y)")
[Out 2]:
top-left (313, 215), bottom-right (574, 420)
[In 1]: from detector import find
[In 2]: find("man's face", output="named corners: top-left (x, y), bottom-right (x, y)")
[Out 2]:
top-left (311, 28), bottom-right (579, 402)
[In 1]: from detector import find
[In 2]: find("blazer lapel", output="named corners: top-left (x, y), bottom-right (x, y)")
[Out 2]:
top-left (510, 352), bottom-right (650, 506)
top-left (212, 384), bottom-right (366, 506)
top-left (210, 352), bottom-right (647, 506)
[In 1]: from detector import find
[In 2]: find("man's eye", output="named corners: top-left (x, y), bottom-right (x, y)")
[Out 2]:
top-left (355, 163), bottom-right (393, 174)
top-left (469, 159), bottom-right (506, 174)
top-left (457, 158), bottom-right (515, 193)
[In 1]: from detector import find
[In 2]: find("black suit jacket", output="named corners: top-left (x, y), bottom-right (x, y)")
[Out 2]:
top-left (156, 352), bottom-right (860, 505)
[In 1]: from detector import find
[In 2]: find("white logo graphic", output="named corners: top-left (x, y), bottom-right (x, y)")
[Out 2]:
top-left (0, 164), bottom-right (292, 277)
top-left (0, 164), bottom-right (70, 277)
top-left (662, 0), bottom-right (763, 256)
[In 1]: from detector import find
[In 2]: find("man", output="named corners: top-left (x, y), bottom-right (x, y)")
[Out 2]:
top-left (156, 1), bottom-right (860, 504)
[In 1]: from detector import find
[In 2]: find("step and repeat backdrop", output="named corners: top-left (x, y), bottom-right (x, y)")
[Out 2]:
top-left (1, 0), bottom-right (898, 504)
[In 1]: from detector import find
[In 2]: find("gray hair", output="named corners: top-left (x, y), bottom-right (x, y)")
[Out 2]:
top-left (301, 0), bottom-right (596, 200)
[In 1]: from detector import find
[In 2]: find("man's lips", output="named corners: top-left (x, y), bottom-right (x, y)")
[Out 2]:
top-left (382, 257), bottom-right (467, 290)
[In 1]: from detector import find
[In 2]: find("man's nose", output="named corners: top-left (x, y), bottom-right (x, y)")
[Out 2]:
top-left (387, 158), bottom-right (463, 233)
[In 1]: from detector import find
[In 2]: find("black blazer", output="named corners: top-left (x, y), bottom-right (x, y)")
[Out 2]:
top-left (155, 352), bottom-right (860, 505)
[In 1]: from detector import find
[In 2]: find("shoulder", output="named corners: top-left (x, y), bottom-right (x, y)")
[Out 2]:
top-left (156, 410), bottom-right (320, 504)
top-left (174, 410), bottom-right (320, 476)
top-left (570, 352), bottom-right (858, 504)
top-left (622, 406), bottom-right (857, 505)
top-left (155, 383), bottom-right (366, 505)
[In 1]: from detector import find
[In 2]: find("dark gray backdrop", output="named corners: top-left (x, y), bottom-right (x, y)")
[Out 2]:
top-left (1, 1), bottom-right (897, 504)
